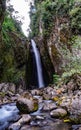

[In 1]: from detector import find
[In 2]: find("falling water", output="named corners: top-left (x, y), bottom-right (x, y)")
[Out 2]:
top-left (31, 39), bottom-right (44, 88)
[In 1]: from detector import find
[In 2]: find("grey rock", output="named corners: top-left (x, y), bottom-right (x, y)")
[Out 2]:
top-left (16, 92), bottom-right (38, 113)
top-left (31, 89), bottom-right (41, 95)
top-left (50, 108), bottom-right (67, 118)
top-left (9, 114), bottom-right (31, 130)
top-left (0, 83), bottom-right (16, 93)
top-left (42, 101), bottom-right (57, 111)
top-left (79, 127), bottom-right (81, 130)
top-left (43, 87), bottom-right (57, 100)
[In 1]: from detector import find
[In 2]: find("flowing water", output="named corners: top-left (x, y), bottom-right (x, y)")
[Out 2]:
top-left (31, 39), bottom-right (45, 88)
top-left (0, 101), bottom-right (77, 130)
top-left (0, 103), bottom-right (19, 130)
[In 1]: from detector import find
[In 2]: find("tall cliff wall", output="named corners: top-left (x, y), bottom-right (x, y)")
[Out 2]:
top-left (30, 0), bottom-right (81, 78)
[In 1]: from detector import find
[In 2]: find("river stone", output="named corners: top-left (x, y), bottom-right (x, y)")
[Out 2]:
top-left (8, 83), bottom-right (16, 93)
top-left (20, 125), bottom-right (30, 130)
top-left (36, 115), bottom-right (44, 120)
top-left (43, 93), bottom-right (52, 100)
top-left (0, 83), bottom-right (5, 91)
top-left (20, 122), bottom-right (71, 130)
top-left (42, 101), bottom-right (57, 111)
top-left (59, 95), bottom-right (71, 109)
top-left (79, 127), bottom-right (81, 130)
top-left (16, 92), bottom-right (38, 113)
top-left (9, 114), bottom-right (31, 130)
top-left (43, 87), bottom-right (57, 100)
top-left (68, 95), bottom-right (81, 123)
top-left (0, 83), bottom-right (16, 93)
top-left (61, 94), bottom-right (81, 123)
top-left (50, 108), bottom-right (67, 118)
top-left (31, 89), bottom-right (41, 95)
top-left (2, 97), bottom-right (11, 104)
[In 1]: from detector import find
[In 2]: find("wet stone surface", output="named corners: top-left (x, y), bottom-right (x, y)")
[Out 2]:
top-left (20, 121), bottom-right (71, 130)
top-left (1, 82), bottom-right (81, 130)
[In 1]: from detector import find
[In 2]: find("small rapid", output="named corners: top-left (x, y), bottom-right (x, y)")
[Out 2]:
top-left (0, 98), bottom-right (72, 130)
top-left (0, 103), bottom-right (19, 130)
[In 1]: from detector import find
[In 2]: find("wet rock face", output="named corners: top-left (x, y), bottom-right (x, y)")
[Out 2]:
top-left (16, 92), bottom-right (38, 113)
top-left (49, 44), bottom-right (62, 74)
top-left (34, 38), bottom-right (55, 84)
top-left (49, 17), bottom-right (74, 75)
top-left (35, 16), bottom-right (71, 75)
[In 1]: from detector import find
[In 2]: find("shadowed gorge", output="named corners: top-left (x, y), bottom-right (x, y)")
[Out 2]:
top-left (1, 0), bottom-right (81, 130)
top-left (26, 39), bottom-right (50, 89)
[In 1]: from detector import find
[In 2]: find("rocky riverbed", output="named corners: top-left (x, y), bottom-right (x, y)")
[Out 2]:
top-left (0, 73), bottom-right (81, 130)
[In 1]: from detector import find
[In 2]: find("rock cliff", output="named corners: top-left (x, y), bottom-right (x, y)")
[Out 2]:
top-left (30, 0), bottom-right (81, 78)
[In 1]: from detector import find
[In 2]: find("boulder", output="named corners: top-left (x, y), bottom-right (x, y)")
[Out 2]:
top-left (59, 92), bottom-right (81, 123)
top-left (43, 86), bottom-right (58, 100)
top-left (0, 83), bottom-right (16, 93)
top-left (9, 114), bottom-right (31, 130)
top-left (16, 92), bottom-right (38, 113)
top-left (68, 95), bottom-right (81, 123)
top-left (31, 89), bottom-right (41, 95)
top-left (50, 108), bottom-right (67, 118)
top-left (42, 101), bottom-right (57, 111)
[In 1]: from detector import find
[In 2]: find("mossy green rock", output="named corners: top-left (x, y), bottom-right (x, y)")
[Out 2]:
top-left (16, 92), bottom-right (38, 113)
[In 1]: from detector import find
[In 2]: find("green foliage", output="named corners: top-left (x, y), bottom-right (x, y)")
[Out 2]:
top-left (62, 69), bottom-right (81, 79)
top-left (69, 7), bottom-right (80, 16)
top-left (30, 0), bottom-right (76, 37)
top-left (0, 13), bottom-right (25, 84)
top-left (61, 35), bottom-right (81, 78)
top-left (2, 15), bottom-right (15, 48)
top-left (69, 1), bottom-right (81, 33)
top-left (2, 67), bottom-right (25, 84)
top-left (30, 0), bottom-right (55, 37)
top-left (3, 15), bottom-right (16, 31)
top-left (2, 13), bottom-right (23, 48)
top-left (60, 69), bottom-right (81, 86)
top-left (53, 74), bottom-right (61, 85)
top-left (30, 12), bottom-right (39, 37)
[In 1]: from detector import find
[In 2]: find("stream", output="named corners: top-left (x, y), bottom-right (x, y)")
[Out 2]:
top-left (0, 101), bottom-right (79, 130)
top-left (0, 103), bottom-right (19, 130)
top-left (0, 102), bottom-right (71, 130)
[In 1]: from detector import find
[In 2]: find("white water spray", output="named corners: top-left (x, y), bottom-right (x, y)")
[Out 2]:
top-left (31, 39), bottom-right (44, 88)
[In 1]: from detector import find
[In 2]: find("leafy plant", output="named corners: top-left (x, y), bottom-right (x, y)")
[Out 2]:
top-left (0, 12), bottom-right (25, 84)
top-left (53, 74), bottom-right (61, 85)
top-left (29, 0), bottom-right (76, 37)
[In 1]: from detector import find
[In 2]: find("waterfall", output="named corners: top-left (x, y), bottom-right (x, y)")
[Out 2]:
top-left (31, 39), bottom-right (44, 88)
